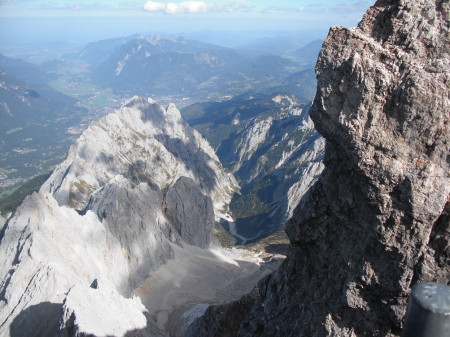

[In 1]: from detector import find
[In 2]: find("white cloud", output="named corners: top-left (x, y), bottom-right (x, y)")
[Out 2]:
top-left (142, 1), bottom-right (255, 14)
top-left (143, 1), bottom-right (212, 14)
top-left (0, 0), bottom-right (11, 4)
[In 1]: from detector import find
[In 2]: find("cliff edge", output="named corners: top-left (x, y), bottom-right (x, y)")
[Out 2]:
top-left (187, 0), bottom-right (449, 336)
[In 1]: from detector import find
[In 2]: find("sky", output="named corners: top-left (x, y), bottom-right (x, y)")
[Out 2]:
top-left (0, 1), bottom-right (373, 52)
top-left (0, 0), bottom-right (372, 17)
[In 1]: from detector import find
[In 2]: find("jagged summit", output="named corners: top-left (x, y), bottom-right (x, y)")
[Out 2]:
top-left (43, 96), bottom-right (235, 219)
top-left (187, 0), bottom-right (449, 336)
top-left (0, 97), bottom-right (240, 336)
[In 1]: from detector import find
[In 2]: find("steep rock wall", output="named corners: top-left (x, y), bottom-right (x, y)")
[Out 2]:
top-left (187, 0), bottom-right (449, 336)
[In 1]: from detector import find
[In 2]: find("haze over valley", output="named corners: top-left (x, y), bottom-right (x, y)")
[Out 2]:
top-left (0, 24), bottom-right (327, 243)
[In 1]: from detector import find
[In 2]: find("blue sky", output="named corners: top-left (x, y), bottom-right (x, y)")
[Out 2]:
top-left (0, 0), bottom-right (372, 18)
top-left (0, 1), bottom-right (373, 48)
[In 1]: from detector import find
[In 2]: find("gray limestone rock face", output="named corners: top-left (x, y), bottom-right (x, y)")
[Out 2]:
top-left (165, 177), bottom-right (216, 249)
top-left (187, 0), bottom-right (449, 336)
top-left (0, 98), bottom-right (237, 337)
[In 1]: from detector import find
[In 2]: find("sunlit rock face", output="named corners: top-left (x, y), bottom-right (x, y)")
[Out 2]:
top-left (0, 97), bottom-right (237, 337)
top-left (186, 0), bottom-right (449, 336)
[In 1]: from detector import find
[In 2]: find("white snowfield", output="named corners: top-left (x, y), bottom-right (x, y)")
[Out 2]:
top-left (0, 97), bottom-right (264, 337)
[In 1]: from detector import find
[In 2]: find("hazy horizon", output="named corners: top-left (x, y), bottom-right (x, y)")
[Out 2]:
top-left (1, 1), bottom-right (373, 60)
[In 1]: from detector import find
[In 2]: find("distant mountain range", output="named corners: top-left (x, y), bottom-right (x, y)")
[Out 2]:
top-left (80, 35), bottom-right (304, 97)
top-left (37, 34), bottom-right (321, 102)
top-left (68, 35), bottom-right (139, 67)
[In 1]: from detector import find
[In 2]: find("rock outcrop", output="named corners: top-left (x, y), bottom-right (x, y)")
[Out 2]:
top-left (0, 97), bottom-right (237, 336)
top-left (187, 0), bottom-right (449, 336)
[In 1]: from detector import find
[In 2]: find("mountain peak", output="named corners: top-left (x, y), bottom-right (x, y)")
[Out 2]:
top-left (43, 97), bottom-right (232, 214)
top-left (0, 97), bottom-right (242, 335)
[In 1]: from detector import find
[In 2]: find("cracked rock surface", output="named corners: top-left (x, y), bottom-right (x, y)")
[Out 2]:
top-left (187, 0), bottom-right (449, 336)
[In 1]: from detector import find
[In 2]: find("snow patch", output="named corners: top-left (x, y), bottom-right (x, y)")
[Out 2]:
top-left (232, 112), bottom-right (240, 125)
top-left (6, 127), bottom-right (22, 134)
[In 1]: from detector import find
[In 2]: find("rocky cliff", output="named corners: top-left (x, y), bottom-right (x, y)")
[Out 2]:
top-left (187, 0), bottom-right (449, 336)
top-left (0, 97), bottom-right (238, 336)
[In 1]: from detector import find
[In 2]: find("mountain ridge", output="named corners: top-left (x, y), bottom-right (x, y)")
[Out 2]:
top-left (0, 97), bottom-right (252, 337)
top-left (88, 35), bottom-right (302, 97)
